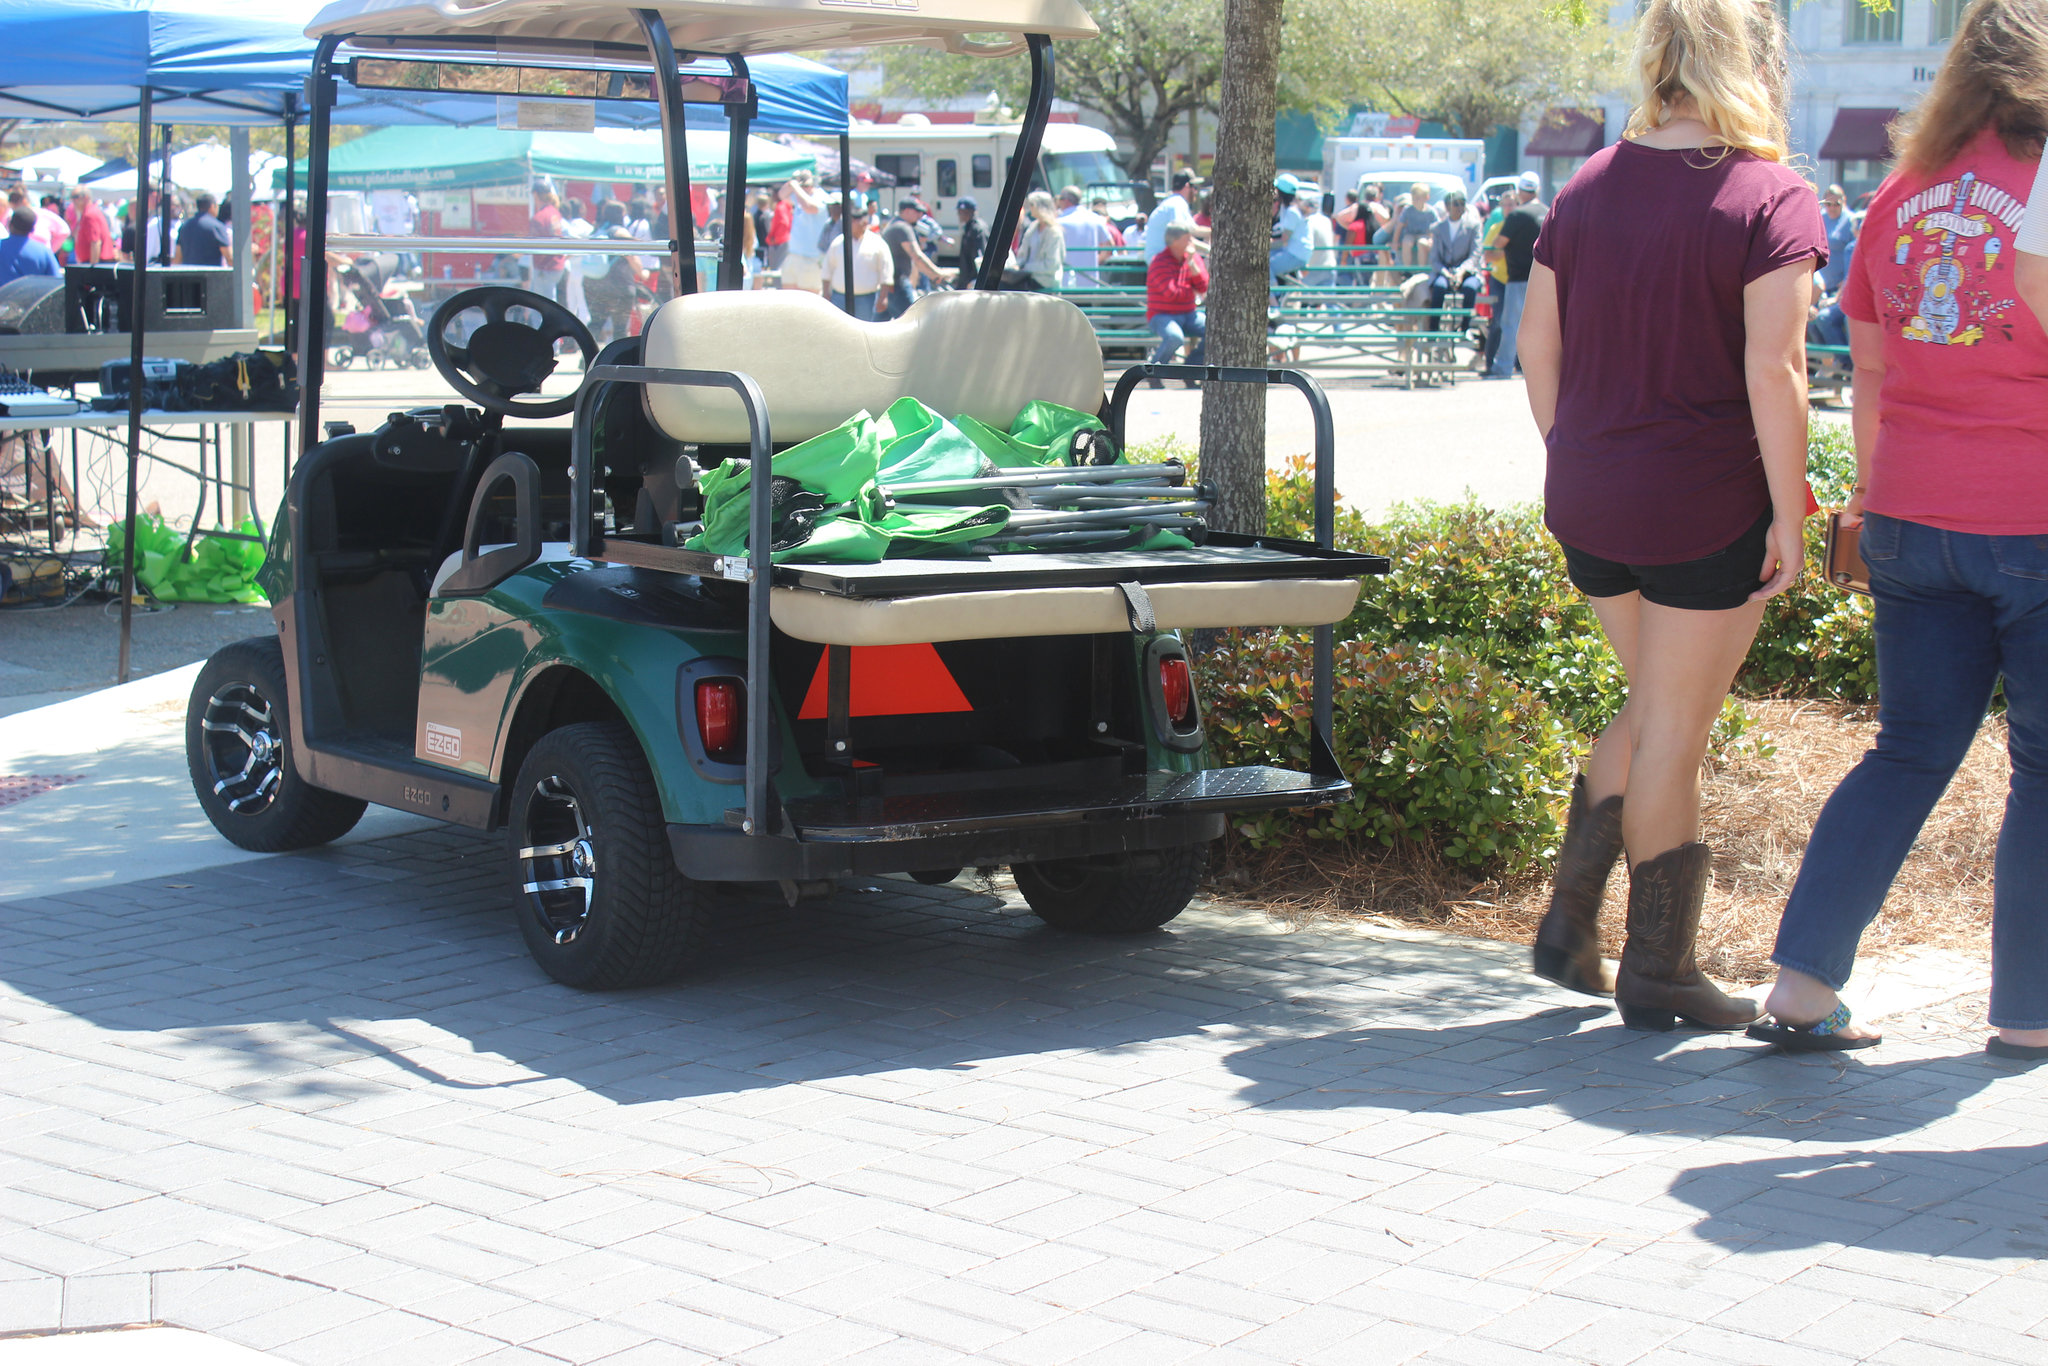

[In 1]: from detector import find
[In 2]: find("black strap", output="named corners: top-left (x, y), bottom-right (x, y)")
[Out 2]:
top-left (1115, 580), bottom-right (1156, 634)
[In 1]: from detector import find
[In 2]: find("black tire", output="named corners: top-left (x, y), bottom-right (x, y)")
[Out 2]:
top-left (507, 721), bottom-right (703, 990)
top-left (1013, 841), bottom-right (1209, 934)
top-left (187, 636), bottom-right (367, 852)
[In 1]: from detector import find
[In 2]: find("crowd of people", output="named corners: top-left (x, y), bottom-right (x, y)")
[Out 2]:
top-left (0, 181), bottom-right (235, 286)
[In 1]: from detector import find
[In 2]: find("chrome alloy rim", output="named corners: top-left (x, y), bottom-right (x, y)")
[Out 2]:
top-left (201, 684), bottom-right (284, 813)
top-left (519, 776), bottom-right (596, 945)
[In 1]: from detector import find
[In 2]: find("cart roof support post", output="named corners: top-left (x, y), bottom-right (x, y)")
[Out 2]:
top-left (636, 8), bottom-right (696, 298)
top-left (297, 34), bottom-right (342, 456)
top-left (975, 34), bottom-right (1054, 292)
top-left (116, 86), bottom-right (153, 685)
top-left (837, 130), bottom-right (853, 315)
top-left (718, 54), bottom-right (752, 291)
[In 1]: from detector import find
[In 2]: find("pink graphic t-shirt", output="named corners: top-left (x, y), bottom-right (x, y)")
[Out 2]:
top-left (1842, 129), bottom-right (2048, 535)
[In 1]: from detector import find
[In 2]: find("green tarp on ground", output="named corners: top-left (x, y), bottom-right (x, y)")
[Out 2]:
top-left (298, 126), bottom-right (813, 192)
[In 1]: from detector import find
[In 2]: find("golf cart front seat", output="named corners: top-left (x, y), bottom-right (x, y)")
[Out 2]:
top-left (639, 289), bottom-right (1363, 645)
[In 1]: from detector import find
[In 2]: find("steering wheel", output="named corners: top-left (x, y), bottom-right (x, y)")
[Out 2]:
top-left (427, 286), bottom-right (597, 419)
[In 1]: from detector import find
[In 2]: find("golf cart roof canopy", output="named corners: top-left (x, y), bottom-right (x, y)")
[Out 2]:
top-left (307, 0), bottom-right (1100, 57)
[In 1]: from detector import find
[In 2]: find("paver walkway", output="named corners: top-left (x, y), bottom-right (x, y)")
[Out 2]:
top-left (1, 827), bottom-right (2043, 1365)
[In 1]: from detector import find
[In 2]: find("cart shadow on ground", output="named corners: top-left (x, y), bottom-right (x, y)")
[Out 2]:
top-left (4, 823), bottom-right (2025, 1182)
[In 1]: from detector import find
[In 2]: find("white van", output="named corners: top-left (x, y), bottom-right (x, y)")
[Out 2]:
top-left (1323, 135), bottom-right (1485, 207)
top-left (847, 120), bottom-right (1136, 231)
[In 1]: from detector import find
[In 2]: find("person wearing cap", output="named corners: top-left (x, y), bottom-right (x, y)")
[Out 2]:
top-left (1486, 171), bottom-right (1547, 380)
top-left (1269, 173), bottom-right (1310, 284)
top-left (820, 194), bottom-right (892, 320)
top-left (880, 199), bottom-right (945, 319)
top-left (952, 197), bottom-right (987, 288)
top-left (1146, 221), bottom-right (1209, 385)
top-left (1143, 169), bottom-right (1208, 266)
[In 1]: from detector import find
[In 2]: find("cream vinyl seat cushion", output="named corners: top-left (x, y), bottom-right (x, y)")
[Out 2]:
top-left (641, 289), bottom-right (1105, 445)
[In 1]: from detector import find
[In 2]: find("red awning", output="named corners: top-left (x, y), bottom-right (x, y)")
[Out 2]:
top-left (1818, 108), bottom-right (1899, 161)
top-left (1526, 109), bottom-right (1604, 158)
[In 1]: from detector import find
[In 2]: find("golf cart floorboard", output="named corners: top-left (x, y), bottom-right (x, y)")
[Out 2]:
top-left (771, 764), bottom-right (1349, 841)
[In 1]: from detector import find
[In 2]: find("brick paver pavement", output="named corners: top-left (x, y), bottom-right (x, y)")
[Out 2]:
top-left (1, 826), bottom-right (2043, 1364)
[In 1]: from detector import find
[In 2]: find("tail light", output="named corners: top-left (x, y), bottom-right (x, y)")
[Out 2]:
top-left (695, 678), bottom-right (743, 759)
top-left (1159, 656), bottom-right (1195, 728)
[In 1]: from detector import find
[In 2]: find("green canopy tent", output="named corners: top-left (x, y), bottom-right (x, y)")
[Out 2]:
top-left (289, 124), bottom-right (812, 191)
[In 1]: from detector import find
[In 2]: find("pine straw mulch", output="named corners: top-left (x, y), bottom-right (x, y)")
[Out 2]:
top-left (1216, 698), bottom-right (2006, 987)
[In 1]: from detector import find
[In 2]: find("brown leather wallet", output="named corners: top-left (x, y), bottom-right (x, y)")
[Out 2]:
top-left (1824, 512), bottom-right (1870, 596)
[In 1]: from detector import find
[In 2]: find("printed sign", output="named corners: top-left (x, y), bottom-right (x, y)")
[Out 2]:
top-left (499, 97), bottom-right (596, 132)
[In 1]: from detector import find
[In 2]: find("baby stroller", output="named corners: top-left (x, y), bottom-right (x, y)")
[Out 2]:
top-left (327, 254), bottom-right (431, 370)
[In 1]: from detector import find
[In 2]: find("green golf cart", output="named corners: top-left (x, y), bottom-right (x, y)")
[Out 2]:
top-left (186, 0), bottom-right (1386, 989)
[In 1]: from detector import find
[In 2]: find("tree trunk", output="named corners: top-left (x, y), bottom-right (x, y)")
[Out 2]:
top-left (1199, 0), bottom-right (1282, 537)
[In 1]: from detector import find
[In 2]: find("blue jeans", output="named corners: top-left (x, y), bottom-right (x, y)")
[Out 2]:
top-left (1488, 279), bottom-right (1528, 378)
top-left (828, 291), bottom-right (878, 321)
top-left (1148, 309), bottom-right (1206, 367)
top-left (882, 280), bottom-right (915, 320)
top-left (1771, 513), bottom-right (2048, 1028)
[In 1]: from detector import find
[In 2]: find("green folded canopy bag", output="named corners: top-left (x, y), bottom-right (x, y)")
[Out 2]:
top-left (687, 398), bottom-right (1139, 564)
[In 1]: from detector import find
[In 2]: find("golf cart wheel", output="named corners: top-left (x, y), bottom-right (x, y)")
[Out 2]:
top-left (507, 721), bottom-right (703, 990)
top-left (186, 637), bottom-right (367, 852)
top-left (1014, 841), bottom-right (1208, 934)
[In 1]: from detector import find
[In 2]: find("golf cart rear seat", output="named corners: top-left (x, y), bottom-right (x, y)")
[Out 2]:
top-left (637, 290), bottom-right (1362, 644)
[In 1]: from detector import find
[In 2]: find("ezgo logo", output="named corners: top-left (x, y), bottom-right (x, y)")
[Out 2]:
top-left (424, 722), bottom-right (461, 760)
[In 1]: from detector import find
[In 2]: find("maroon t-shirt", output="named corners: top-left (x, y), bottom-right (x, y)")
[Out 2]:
top-left (1535, 141), bottom-right (1827, 564)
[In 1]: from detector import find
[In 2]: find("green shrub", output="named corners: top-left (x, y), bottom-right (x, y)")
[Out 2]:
top-left (1201, 633), bottom-right (1576, 871)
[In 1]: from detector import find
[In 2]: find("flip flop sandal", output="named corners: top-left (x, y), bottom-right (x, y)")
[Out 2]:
top-left (1745, 1002), bottom-right (1881, 1052)
top-left (1985, 1038), bottom-right (2048, 1063)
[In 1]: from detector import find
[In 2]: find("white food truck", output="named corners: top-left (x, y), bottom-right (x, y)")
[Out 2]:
top-left (848, 120), bottom-right (1136, 228)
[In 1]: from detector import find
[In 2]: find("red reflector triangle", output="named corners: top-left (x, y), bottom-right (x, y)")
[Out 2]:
top-left (798, 643), bottom-right (974, 719)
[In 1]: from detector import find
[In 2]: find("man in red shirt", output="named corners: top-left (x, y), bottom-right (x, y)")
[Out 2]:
top-left (1144, 221), bottom-right (1207, 387)
top-left (67, 187), bottom-right (114, 265)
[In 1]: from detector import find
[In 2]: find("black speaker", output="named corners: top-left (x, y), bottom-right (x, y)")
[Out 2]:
top-left (64, 264), bottom-right (120, 332)
top-left (78, 264), bottom-right (236, 333)
top-left (0, 276), bottom-right (67, 334)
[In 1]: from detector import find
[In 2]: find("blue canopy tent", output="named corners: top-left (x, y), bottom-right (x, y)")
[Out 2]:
top-left (0, 2), bottom-right (319, 685)
top-left (0, 2), bottom-right (847, 679)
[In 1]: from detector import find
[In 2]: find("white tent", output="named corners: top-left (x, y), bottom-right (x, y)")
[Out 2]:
top-left (82, 143), bottom-right (283, 198)
top-left (3, 144), bottom-right (104, 184)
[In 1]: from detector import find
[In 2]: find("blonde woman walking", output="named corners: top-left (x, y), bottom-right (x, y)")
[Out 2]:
top-left (1518, 0), bottom-right (1825, 1031)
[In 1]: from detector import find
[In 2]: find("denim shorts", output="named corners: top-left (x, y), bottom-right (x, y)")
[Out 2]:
top-left (1556, 510), bottom-right (1771, 612)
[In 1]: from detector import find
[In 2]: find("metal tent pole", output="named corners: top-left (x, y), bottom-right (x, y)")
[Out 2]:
top-left (156, 125), bottom-right (173, 264)
top-left (116, 90), bottom-right (154, 685)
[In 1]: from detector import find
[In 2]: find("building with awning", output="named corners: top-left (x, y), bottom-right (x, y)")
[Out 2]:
top-left (1526, 108), bottom-right (1606, 197)
top-left (1816, 106), bottom-right (1899, 200)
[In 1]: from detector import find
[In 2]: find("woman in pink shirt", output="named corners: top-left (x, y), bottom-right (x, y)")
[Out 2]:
top-left (1754, 0), bottom-right (2048, 1058)
top-left (1515, 0), bottom-right (1823, 1033)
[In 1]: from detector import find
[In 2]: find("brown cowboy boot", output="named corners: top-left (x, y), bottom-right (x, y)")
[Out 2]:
top-left (1532, 776), bottom-right (1621, 997)
top-left (1614, 843), bottom-right (1762, 1032)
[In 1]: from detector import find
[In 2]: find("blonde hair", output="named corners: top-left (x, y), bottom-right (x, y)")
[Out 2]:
top-left (1624, 0), bottom-right (1791, 162)
top-left (1409, 182), bottom-right (1430, 201)
top-left (1895, 0), bottom-right (2048, 176)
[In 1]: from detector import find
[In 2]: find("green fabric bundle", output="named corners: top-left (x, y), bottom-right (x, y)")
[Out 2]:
top-left (689, 397), bottom-right (1112, 565)
top-left (103, 515), bottom-right (268, 604)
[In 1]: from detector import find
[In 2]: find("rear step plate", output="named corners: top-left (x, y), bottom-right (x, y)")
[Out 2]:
top-left (771, 765), bottom-right (1350, 842)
